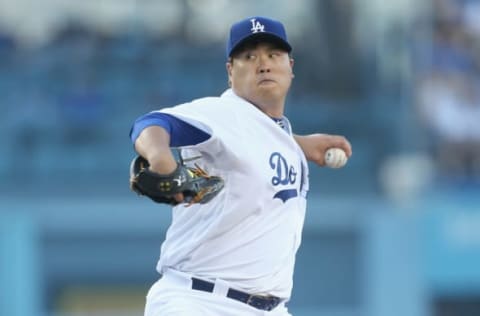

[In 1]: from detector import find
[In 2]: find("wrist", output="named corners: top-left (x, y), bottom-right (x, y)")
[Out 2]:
top-left (149, 160), bottom-right (177, 175)
top-left (147, 153), bottom-right (178, 175)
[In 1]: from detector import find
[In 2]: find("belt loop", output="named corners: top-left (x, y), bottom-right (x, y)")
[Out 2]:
top-left (163, 268), bottom-right (194, 289)
top-left (212, 278), bottom-right (229, 297)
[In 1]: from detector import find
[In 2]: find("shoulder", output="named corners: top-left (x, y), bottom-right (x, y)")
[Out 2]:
top-left (177, 90), bottom-right (241, 115)
top-left (191, 89), bottom-right (246, 106)
top-left (191, 96), bottom-right (224, 108)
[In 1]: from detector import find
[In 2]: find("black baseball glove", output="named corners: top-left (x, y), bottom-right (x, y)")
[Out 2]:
top-left (129, 155), bottom-right (224, 206)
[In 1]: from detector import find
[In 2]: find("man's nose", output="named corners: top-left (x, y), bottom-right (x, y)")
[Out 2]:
top-left (258, 55), bottom-right (271, 73)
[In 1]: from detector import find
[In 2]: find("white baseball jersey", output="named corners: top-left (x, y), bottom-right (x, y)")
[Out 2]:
top-left (156, 89), bottom-right (309, 300)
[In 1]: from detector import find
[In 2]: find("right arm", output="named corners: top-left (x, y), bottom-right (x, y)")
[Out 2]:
top-left (294, 133), bottom-right (352, 166)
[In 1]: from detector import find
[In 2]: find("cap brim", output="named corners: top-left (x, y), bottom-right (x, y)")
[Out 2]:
top-left (229, 33), bottom-right (292, 57)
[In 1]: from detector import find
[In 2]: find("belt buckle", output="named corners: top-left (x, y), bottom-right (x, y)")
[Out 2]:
top-left (246, 294), bottom-right (263, 310)
top-left (246, 294), bottom-right (277, 311)
top-left (246, 294), bottom-right (255, 306)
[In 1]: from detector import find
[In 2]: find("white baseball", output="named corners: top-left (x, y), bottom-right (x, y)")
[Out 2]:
top-left (324, 148), bottom-right (348, 168)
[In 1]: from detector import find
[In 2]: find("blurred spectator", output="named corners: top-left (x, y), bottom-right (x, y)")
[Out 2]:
top-left (58, 76), bottom-right (106, 145)
top-left (5, 87), bottom-right (57, 177)
top-left (417, 70), bottom-right (480, 182)
top-left (0, 31), bottom-right (15, 52)
top-left (415, 5), bottom-right (480, 184)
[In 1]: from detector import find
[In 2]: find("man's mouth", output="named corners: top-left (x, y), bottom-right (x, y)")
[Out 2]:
top-left (258, 78), bottom-right (275, 84)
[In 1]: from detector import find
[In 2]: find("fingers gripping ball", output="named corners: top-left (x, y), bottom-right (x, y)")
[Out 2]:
top-left (325, 148), bottom-right (348, 168)
top-left (129, 156), bottom-right (224, 206)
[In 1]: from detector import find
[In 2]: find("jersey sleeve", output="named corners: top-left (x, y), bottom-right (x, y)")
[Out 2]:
top-left (129, 112), bottom-right (211, 147)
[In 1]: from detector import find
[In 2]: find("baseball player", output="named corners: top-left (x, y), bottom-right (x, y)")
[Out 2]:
top-left (129, 16), bottom-right (352, 316)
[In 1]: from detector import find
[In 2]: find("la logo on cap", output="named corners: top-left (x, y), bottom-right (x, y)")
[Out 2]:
top-left (226, 16), bottom-right (292, 58)
top-left (250, 18), bottom-right (265, 33)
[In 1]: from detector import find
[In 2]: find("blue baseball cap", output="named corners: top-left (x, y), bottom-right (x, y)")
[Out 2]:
top-left (226, 16), bottom-right (292, 58)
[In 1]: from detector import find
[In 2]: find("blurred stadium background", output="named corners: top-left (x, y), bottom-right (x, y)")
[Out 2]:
top-left (1, 0), bottom-right (480, 315)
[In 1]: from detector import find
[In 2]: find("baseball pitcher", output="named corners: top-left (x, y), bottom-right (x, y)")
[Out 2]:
top-left (129, 16), bottom-right (352, 316)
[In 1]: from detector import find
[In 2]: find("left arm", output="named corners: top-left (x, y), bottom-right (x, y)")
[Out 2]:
top-left (294, 133), bottom-right (352, 166)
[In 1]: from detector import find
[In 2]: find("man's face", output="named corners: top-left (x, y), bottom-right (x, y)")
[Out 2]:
top-left (226, 42), bottom-right (294, 108)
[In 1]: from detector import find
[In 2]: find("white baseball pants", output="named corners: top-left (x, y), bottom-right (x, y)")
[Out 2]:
top-left (144, 269), bottom-right (292, 316)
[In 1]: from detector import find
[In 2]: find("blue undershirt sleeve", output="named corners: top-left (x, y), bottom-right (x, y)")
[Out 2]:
top-left (129, 112), bottom-right (211, 147)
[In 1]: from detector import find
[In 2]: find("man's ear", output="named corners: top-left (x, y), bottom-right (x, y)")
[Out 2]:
top-left (226, 61), bottom-right (233, 76)
top-left (290, 58), bottom-right (295, 78)
top-left (226, 62), bottom-right (233, 86)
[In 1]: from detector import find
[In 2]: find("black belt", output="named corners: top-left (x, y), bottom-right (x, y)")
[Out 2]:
top-left (191, 277), bottom-right (282, 311)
